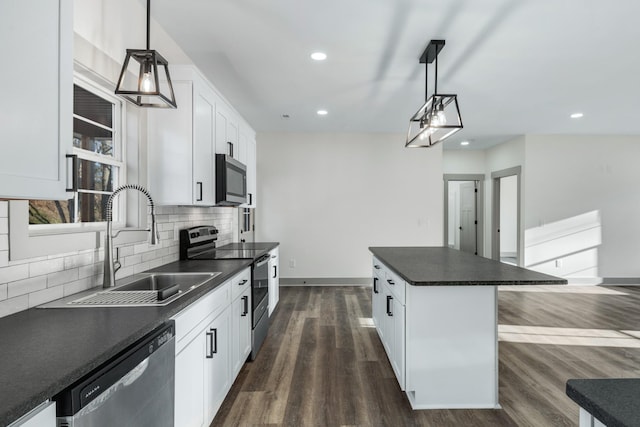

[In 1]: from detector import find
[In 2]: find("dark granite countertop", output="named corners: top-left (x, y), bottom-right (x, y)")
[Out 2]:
top-left (369, 247), bottom-right (566, 286)
top-left (566, 378), bottom-right (640, 427)
top-left (0, 258), bottom-right (255, 426)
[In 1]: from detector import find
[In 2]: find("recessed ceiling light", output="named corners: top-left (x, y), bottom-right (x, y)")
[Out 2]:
top-left (460, 141), bottom-right (470, 146)
top-left (317, 109), bottom-right (328, 116)
top-left (570, 112), bottom-right (584, 119)
top-left (311, 52), bottom-right (327, 61)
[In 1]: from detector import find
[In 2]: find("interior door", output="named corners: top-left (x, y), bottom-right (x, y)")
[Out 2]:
top-left (459, 182), bottom-right (477, 255)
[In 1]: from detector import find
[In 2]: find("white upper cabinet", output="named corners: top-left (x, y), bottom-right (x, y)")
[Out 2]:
top-left (148, 66), bottom-right (216, 205)
top-left (239, 127), bottom-right (257, 208)
top-left (147, 64), bottom-right (256, 206)
top-left (0, 0), bottom-right (72, 200)
top-left (215, 104), bottom-right (239, 158)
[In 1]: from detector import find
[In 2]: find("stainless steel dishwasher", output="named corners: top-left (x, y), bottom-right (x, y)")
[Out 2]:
top-left (53, 321), bottom-right (175, 427)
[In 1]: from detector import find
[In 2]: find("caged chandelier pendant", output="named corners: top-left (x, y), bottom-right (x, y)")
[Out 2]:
top-left (406, 40), bottom-right (462, 148)
top-left (115, 0), bottom-right (177, 108)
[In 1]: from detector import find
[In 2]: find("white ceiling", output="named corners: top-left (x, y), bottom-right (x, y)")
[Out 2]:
top-left (150, 0), bottom-right (640, 150)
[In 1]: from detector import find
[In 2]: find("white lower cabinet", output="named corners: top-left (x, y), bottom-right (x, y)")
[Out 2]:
top-left (372, 257), bottom-right (406, 390)
top-left (268, 247), bottom-right (280, 316)
top-left (231, 271), bottom-right (252, 379)
top-left (204, 309), bottom-right (231, 422)
top-left (173, 268), bottom-right (251, 427)
top-left (372, 262), bottom-right (385, 333)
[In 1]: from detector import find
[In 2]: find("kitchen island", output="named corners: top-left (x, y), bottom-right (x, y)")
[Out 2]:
top-left (369, 246), bottom-right (566, 410)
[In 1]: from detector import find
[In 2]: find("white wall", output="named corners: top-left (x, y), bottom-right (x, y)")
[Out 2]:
top-left (524, 135), bottom-right (640, 281)
top-left (256, 132), bottom-right (443, 281)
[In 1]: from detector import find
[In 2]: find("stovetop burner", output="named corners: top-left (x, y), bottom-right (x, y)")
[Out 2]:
top-left (179, 225), bottom-right (266, 260)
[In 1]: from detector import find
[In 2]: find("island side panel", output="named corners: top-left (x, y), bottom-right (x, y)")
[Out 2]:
top-left (405, 284), bottom-right (499, 409)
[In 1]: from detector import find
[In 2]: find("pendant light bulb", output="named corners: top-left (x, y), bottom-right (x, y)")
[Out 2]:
top-left (141, 71), bottom-right (154, 93)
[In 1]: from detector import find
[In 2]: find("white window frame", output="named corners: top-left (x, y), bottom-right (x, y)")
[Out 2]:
top-left (9, 67), bottom-right (147, 261)
top-left (29, 74), bottom-right (126, 231)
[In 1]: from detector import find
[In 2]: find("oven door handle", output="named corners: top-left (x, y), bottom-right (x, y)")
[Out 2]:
top-left (255, 255), bottom-right (270, 267)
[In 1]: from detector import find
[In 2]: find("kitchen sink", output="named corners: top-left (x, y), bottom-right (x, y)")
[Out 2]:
top-left (38, 272), bottom-right (222, 308)
top-left (113, 273), bottom-right (216, 292)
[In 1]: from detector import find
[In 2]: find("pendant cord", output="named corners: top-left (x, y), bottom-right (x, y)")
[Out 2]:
top-left (146, 0), bottom-right (151, 50)
top-left (425, 61), bottom-right (429, 102)
top-left (434, 53), bottom-right (438, 94)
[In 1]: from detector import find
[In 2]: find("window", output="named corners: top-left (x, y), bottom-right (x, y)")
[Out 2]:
top-left (29, 78), bottom-right (124, 226)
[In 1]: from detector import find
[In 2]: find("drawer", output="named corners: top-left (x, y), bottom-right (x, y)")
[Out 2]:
top-left (384, 267), bottom-right (406, 305)
top-left (372, 257), bottom-right (385, 275)
top-left (231, 267), bottom-right (251, 301)
top-left (172, 280), bottom-right (231, 350)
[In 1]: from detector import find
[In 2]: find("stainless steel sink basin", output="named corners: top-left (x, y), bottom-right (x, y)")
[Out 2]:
top-left (38, 272), bottom-right (222, 308)
top-left (114, 273), bottom-right (215, 292)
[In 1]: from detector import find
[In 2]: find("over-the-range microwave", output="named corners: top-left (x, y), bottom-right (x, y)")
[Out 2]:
top-left (216, 154), bottom-right (247, 205)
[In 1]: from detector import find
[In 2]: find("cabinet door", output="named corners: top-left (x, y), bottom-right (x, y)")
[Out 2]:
top-left (390, 298), bottom-right (406, 390)
top-left (193, 87), bottom-right (215, 205)
top-left (372, 273), bottom-right (384, 333)
top-left (382, 287), bottom-right (393, 357)
top-left (231, 287), bottom-right (252, 378)
top-left (205, 307), bottom-right (231, 423)
top-left (0, 0), bottom-right (72, 200)
top-left (215, 106), bottom-right (238, 158)
top-left (268, 247), bottom-right (280, 316)
top-left (148, 81), bottom-right (194, 205)
top-left (246, 136), bottom-right (257, 207)
top-left (175, 332), bottom-right (206, 427)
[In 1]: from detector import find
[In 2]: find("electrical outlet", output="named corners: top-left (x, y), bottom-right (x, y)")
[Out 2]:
top-left (289, 258), bottom-right (296, 268)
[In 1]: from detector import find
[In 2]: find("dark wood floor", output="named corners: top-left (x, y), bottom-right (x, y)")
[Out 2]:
top-left (212, 285), bottom-right (640, 426)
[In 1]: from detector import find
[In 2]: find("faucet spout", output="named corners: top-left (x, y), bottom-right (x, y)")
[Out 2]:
top-left (103, 185), bottom-right (159, 288)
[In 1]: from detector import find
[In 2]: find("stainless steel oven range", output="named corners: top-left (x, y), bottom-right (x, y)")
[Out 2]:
top-left (179, 225), bottom-right (269, 360)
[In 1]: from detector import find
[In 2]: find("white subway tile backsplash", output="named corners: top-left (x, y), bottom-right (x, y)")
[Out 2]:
top-left (0, 205), bottom-right (236, 317)
top-left (124, 254), bottom-right (142, 267)
top-left (0, 295), bottom-right (28, 317)
top-left (141, 251), bottom-right (157, 263)
top-left (47, 269), bottom-right (79, 288)
top-left (79, 263), bottom-right (102, 279)
top-left (29, 258), bottom-right (65, 277)
top-left (28, 286), bottom-right (64, 308)
top-left (64, 252), bottom-right (94, 270)
top-left (8, 276), bottom-right (47, 298)
top-left (63, 278), bottom-right (93, 297)
top-left (116, 265), bottom-right (134, 279)
top-left (118, 245), bottom-right (134, 258)
top-left (133, 262), bottom-right (150, 274)
top-left (0, 264), bottom-right (29, 283)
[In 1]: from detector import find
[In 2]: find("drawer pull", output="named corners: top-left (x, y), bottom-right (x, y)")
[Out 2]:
top-left (239, 279), bottom-right (248, 286)
top-left (387, 279), bottom-right (395, 285)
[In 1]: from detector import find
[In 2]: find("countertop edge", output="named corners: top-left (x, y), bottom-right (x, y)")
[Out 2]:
top-left (566, 379), bottom-right (628, 427)
top-left (369, 246), bottom-right (567, 286)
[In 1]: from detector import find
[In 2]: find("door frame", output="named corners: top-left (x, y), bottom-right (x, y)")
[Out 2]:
top-left (491, 166), bottom-right (522, 265)
top-left (443, 174), bottom-right (485, 257)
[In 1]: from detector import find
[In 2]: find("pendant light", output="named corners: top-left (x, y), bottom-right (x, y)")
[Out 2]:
top-left (115, 0), bottom-right (177, 108)
top-left (406, 40), bottom-right (462, 147)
